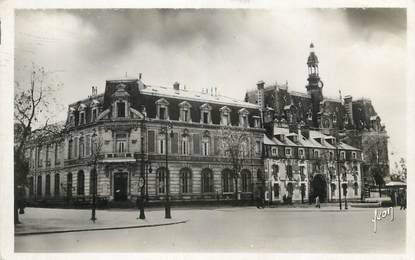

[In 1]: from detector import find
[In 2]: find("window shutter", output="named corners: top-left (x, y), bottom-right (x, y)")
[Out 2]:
top-left (171, 133), bottom-right (178, 154)
top-left (193, 134), bottom-right (200, 154)
top-left (148, 131), bottom-right (155, 153)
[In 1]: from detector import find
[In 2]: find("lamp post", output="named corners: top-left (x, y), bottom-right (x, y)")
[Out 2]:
top-left (162, 121), bottom-right (173, 219)
top-left (91, 131), bottom-right (98, 222)
top-left (335, 131), bottom-right (342, 211)
top-left (136, 120), bottom-right (146, 220)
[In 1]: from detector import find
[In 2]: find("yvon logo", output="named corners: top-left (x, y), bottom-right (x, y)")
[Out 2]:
top-left (371, 207), bottom-right (394, 233)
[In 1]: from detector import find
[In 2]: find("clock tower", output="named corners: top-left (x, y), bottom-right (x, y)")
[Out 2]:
top-left (305, 43), bottom-right (324, 128)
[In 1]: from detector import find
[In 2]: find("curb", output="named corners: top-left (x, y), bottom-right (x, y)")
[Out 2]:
top-left (15, 219), bottom-right (188, 236)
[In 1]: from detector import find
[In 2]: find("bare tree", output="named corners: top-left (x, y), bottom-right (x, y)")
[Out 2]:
top-left (219, 126), bottom-right (256, 200)
top-left (88, 134), bottom-right (105, 221)
top-left (14, 65), bottom-right (63, 224)
top-left (362, 132), bottom-right (389, 197)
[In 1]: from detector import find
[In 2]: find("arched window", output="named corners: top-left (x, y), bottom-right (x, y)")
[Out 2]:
top-left (241, 170), bottom-right (252, 192)
top-left (156, 167), bottom-right (167, 194)
top-left (77, 170), bottom-right (85, 195)
top-left (201, 168), bottom-right (214, 193)
top-left (54, 173), bottom-right (60, 196)
top-left (354, 182), bottom-right (359, 196)
top-left (67, 173), bottom-right (73, 198)
top-left (272, 164), bottom-right (279, 180)
top-left (37, 175), bottom-right (42, 196)
top-left (286, 165), bottom-right (293, 180)
top-left (45, 174), bottom-right (51, 196)
top-left (287, 183), bottom-right (294, 197)
top-left (180, 168), bottom-right (192, 194)
top-left (222, 169), bottom-right (234, 193)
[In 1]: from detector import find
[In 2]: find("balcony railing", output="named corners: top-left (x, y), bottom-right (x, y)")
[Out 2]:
top-left (105, 152), bottom-right (133, 159)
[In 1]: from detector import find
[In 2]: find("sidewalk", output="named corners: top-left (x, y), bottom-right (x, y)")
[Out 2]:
top-left (15, 207), bottom-right (188, 236)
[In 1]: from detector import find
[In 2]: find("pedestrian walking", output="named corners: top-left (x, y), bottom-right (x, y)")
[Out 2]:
top-left (315, 195), bottom-right (320, 208)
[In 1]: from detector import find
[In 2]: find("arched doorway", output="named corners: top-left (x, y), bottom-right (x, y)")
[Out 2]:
top-left (311, 174), bottom-right (327, 202)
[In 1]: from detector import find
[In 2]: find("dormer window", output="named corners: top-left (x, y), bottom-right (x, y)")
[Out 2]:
top-left (79, 111), bottom-right (85, 125)
top-left (238, 108), bottom-right (250, 128)
top-left (200, 103), bottom-right (212, 124)
top-left (156, 98), bottom-right (169, 120)
top-left (285, 148), bottom-right (292, 156)
top-left (220, 106), bottom-right (231, 126)
top-left (341, 151), bottom-right (346, 160)
top-left (179, 101), bottom-right (192, 122)
top-left (314, 150), bottom-right (320, 158)
top-left (92, 108), bottom-right (98, 121)
top-left (299, 148), bottom-right (305, 158)
top-left (271, 147), bottom-right (278, 156)
top-left (352, 152), bottom-right (357, 159)
top-left (117, 101), bottom-right (126, 118)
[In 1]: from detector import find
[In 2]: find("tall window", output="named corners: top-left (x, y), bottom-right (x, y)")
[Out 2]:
top-left (331, 183), bottom-right (336, 197)
top-left (90, 169), bottom-right (97, 196)
top-left (271, 147), bottom-right (278, 156)
top-left (180, 168), bottom-right (192, 194)
top-left (354, 182), bottom-right (359, 195)
top-left (181, 136), bottom-right (189, 155)
top-left (67, 173), bottom-right (73, 198)
top-left (202, 138), bottom-right (209, 156)
top-left (116, 133), bottom-right (127, 154)
top-left (300, 166), bottom-right (305, 181)
top-left (156, 168), bottom-right (167, 194)
top-left (79, 137), bottom-right (85, 158)
top-left (159, 107), bottom-right (166, 120)
top-left (80, 111), bottom-right (85, 124)
top-left (238, 108), bottom-right (249, 127)
top-left (28, 176), bottom-right (34, 196)
top-left (340, 151), bottom-right (346, 160)
top-left (45, 174), bottom-right (51, 196)
top-left (37, 175), bottom-right (42, 196)
top-left (286, 165), bottom-right (293, 180)
top-left (287, 183), bottom-right (294, 197)
top-left (92, 108), bottom-right (97, 121)
top-left (45, 145), bottom-right (50, 166)
top-left (272, 164), bottom-right (279, 179)
top-left (241, 170), bottom-right (252, 192)
top-left (222, 169), bottom-right (234, 193)
top-left (201, 168), bottom-right (214, 193)
top-left (220, 106), bottom-right (231, 126)
top-left (273, 183), bottom-right (280, 198)
top-left (179, 101), bottom-right (192, 122)
top-left (37, 146), bottom-right (42, 167)
top-left (54, 143), bottom-right (60, 165)
top-left (341, 167), bottom-right (347, 181)
top-left (299, 149), bottom-right (305, 158)
top-left (77, 170), bottom-right (85, 195)
top-left (203, 112), bottom-right (209, 124)
top-left (68, 139), bottom-right (73, 159)
top-left (159, 139), bottom-right (165, 154)
top-left (54, 173), bottom-right (60, 196)
top-left (117, 102), bottom-right (126, 117)
top-left (255, 141), bottom-right (261, 155)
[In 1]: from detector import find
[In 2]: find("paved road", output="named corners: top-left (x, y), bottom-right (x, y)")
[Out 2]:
top-left (15, 206), bottom-right (406, 253)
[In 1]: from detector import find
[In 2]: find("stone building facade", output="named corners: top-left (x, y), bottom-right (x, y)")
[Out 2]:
top-left (25, 78), bottom-right (265, 204)
top-left (245, 43), bottom-right (389, 193)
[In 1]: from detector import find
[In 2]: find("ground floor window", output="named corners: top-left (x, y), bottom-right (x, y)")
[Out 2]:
top-left (241, 170), bottom-right (252, 192)
top-left (354, 182), bottom-right (359, 196)
top-left (54, 173), bottom-right (60, 196)
top-left (37, 175), bottom-right (42, 196)
top-left (77, 170), bottom-right (85, 195)
top-left (331, 183), bottom-right (336, 197)
top-left (45, 174), bottom-right (51, 196)
top-left (201, 168), bottom-right (214, 193)
top-left (287, 183), bottom-right (294, 197)
top-left (157, 167), bottom-right (167, 194)
top-left (180, 168), bottom-right (192, 194)
top-left (273, 183), bottom-right (280, 198)
top-left (222, 169), bottom-right (234, 193)
top-left (67, 173), bottom-right (73, 197)
top-left (28, 176), bottom-right (34, 196)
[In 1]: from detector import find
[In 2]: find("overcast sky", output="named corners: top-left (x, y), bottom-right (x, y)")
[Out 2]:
top-left (15, 8), bottom-right (407, 166)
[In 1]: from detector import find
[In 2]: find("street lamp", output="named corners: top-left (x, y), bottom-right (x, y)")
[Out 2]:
top-left (162, 121), bottom-right (173, 219)
top-left (335, 131), bottom-right (342, 211)
top-left (137, 121), bottom-right (146, 220)
top-left (91, 131), bottom-right (98, 222)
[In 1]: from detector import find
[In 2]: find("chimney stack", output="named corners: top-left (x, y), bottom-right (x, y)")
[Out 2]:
top-left (173, 81), bottom-right (180, 91)
top-left (139, 73), bottom-right (142, 80)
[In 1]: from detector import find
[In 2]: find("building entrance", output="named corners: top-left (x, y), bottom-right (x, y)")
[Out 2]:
top-left (114, 172), bottom-right (128, 201)
top-left (311, 174), bottom-right (327, 203)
